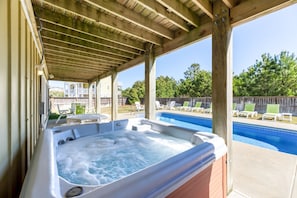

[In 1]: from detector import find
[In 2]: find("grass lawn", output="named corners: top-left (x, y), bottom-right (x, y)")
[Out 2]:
top-left (100, 105), bottom-right (137, 115)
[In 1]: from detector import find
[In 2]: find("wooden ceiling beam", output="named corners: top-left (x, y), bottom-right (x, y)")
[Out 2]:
top-left (48, 71), bottom-right (106, 82)
top-left (44, 45), bottom-right (123, 64)
top-left (44, 48), bottom-right (123, 65)
top-left (33, 0), bottom-right (163, 45)
top-left (157, 0), bottom-right (200, 27)
top-left (42, 36), bottom-right (129, 61)
top-left (42, 39), bottom-right (129, 62)
top-left (44, 53), bottom-right (116, 67)
top-left (231, 0), bottom-right (296, 26)
top-left (46, 57), bottom-right (112, 69)
top-left (49, 77), bottom-right (88, 83)
top-left (41, 30), bottom-right (135, 59)
top-left (85, 0), bottom-right (174, 39)
top-left (48, 62), bottom-right (104, 75)
top-left (47, 65), bottom-right (104, 75)
top-left (47, 71), bottom-right (101, 80)
top-left (136, 0), bottom-right (190, 32)
top-left (46, 59), bottom-right (111, 71)
top-left (48, 71), bottom-right (92, 82)
top-left (222, 0), bottom-right (237, 8)
top-left (40, 21), bottom-right (141, 55)
top-left (34, 8), bottom-right (145, 51)
top-left (192, 0), bottom-right (213, 19)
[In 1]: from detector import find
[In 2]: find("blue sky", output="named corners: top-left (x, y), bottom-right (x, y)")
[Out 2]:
top-left (50, 4), bottom-right (297, 89)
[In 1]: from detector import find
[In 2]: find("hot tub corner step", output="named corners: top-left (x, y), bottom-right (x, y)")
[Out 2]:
top-left (132, 124), bottom-right (151, 131)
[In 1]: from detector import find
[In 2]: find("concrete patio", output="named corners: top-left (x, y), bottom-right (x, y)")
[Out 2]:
top-left (231, 141), bottom-right (297, 198)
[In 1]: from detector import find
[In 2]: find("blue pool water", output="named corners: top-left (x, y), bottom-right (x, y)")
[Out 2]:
top-left (157, 112), bottom-right (297, 155)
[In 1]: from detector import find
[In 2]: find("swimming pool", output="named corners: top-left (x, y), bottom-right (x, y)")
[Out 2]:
top-left (158, 112), bottom-right (297, 155)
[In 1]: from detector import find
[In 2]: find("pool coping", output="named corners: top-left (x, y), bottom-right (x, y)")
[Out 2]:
top-left (155, 110), bottom-right (297, 132)
top-left (232, 141), bottom-right (297, 198)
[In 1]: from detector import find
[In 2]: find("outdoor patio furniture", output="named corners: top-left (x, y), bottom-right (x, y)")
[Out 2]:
top-left (166, 101), bottom-right (176, 110)
top-left (178, 101), bottom-right (191, 111)
top-left (203, 103), bottom-right (212, 113)
top-left (239, 103), bottom-right (257, 118)
top-left (155, 101), bottom-right (164, 110)
top-left (233, 103), bottom-right (239, 116)
top-left (262, 104), bottom-right (282, 121)
top-left (56, 104), bottom-right (75, 124)
top-left (281, 112), bottom-right (292, 122)
top-left (191, 101), bottom-right (204, 112)
top-left (135, 101), bottom-right (144, 111)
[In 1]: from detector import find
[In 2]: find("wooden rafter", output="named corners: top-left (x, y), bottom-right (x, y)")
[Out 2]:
top-left (231, 0), bottom-right (296, 26)
top-left (157, 0), bottom-right (200, 27)
top-left (192, 0), bottom-right (213, 19)
top-left (40, 21), bottom-right (142, 55)
top-left (41, 29), bottom-right (138, 58)
top-left (34, 8), bottom-right (145, 51)
top-left (222, 0), bottom-right (237, 8)
top-left (44, 53), bottom-right (116, 67)
top-left (46, 58), bottom-right (112, 71)
top-left (41, 34), bottom-right (133, 60)
top-left (47, 65), bottom-right (105, 75)
top-left (85, 0), bottom-right (174, 39)
top-left (43, 45), bottom-right (123, 65)
top-left (42, 39), bottom-right (128, 63)
top-left (33, 0), bottom-right (163, 45)
top-left (136, 0), bottom-right (190, 32)
top-left (44, 48), bottom-right (122, 65)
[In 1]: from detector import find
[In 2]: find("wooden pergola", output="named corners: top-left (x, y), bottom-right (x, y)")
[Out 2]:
top-left (25, 0), bottom-right (297, 194)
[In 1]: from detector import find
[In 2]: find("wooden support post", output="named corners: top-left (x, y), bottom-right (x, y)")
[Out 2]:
top-left (212, 0), bottom-right (233, 194)
top-left (111, 72), bottom-right (118, 120)
top-left (88, 82), bottom-right (93, 113)
top-left (96, 78), bottom-right (101, 114)
top-left (144, 43), bottom-right (156, 120)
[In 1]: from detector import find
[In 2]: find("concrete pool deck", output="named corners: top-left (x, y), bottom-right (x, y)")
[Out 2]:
top-left (48, 110), bottom-right (297, 197)
top-left (231, 141), bottom-right (297, 198)
top-left (158, 110), bottom-right (297, 198)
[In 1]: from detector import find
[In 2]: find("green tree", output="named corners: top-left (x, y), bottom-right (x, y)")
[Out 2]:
top-left (233, 51), bottom-right (297, 96)
top-left (178, 63), bottom-right (212, 97)
top-left (132, 80), bottom-right (145, 99)
top-left (49, 90), bottom-right (64, 97)
top-left (122, 87), bottom-right (139, 104)
top-left (156, 76), bottom-right (177, 97)
top-left (121, 87), bottom-right (131, 98)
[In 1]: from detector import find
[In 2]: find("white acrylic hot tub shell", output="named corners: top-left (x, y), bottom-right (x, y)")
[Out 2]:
top-left (20, 118), bottom-right (227, 198)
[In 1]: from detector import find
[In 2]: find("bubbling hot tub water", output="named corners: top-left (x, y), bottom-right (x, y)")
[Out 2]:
top-left (57, 130), bottom-right (194, 186)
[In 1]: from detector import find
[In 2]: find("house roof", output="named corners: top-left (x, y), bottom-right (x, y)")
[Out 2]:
top-left (30, 0), bottom-right (296, 82)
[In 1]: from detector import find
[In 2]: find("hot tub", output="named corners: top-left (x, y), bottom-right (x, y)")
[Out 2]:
top-left (20, 118), bottom-right (227, 198)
